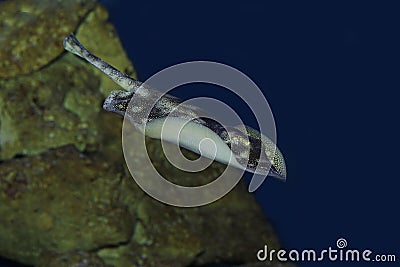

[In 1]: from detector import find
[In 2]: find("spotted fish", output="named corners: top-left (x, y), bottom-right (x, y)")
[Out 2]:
top-left (63, 34), bottom-right (287, 179)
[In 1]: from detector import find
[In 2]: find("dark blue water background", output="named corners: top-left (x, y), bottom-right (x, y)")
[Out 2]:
top-left (101, 1), bottom-right (398, 267)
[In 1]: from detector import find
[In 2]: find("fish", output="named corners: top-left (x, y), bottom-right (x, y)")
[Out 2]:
top-left (63, 34), bottom-right (287, 180)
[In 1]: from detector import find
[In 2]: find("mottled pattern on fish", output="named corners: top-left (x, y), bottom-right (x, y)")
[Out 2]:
top-left (103, 88), bottom-right (206, 130)
top-left (63, 34), bottom-right (286, 179)
top-left (102, 89), bottom-right (263, 171)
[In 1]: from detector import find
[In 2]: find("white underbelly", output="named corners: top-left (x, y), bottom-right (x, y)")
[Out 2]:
top-left (144, 117), bottom-right (243, 170)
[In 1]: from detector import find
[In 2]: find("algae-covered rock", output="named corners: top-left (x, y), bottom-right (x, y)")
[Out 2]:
top-left (0, 143), bottom-right (284, 267)
top-left (0, 55), bottom-right (103, 159)
top-left (36, 251), bottom-right (111, 267)
top-left (0, 145), bottom-right (136, 265)
top-left (97, 183), bottom-right (280, 267)
top-left (0, 3), bottom-right (135, 161)
top-left (0, 0), bottom-right (97, 78)
top-left (0, 0), bottom-right (289, 266)
top-left (74, 5), bottom-right (137, 97)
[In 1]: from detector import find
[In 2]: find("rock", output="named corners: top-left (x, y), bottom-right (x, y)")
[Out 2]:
top-left (0, 0), bottom-right (289, 266)
top-left (0, 0), bottom-right (97, 78)
top-left (0, 145), bottom-right (136, 265)
top-left (0, 3), bottom-right (135, 161)
top-left (36, 251), bottom-right (111, 267)
top-left (0, 143), bottom-right (283, 267)
top-left (97, 182), bottom-right (280, 267)
top-left (0, 54), bottom-right (103, 160)
top-left (74, 5), bottom-right (137, 97)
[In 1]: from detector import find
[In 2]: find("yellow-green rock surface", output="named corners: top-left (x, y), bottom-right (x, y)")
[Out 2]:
top-left (36, 251), bottom-right (111, 267)
top-left (0, 1), bottom-right (291, 267)
top-left (0, 145), bottom-right (135, 264)
top-left (0, 0), bottom-right (97, 78)
top-left (0, 1), bottom-right (135, 161)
